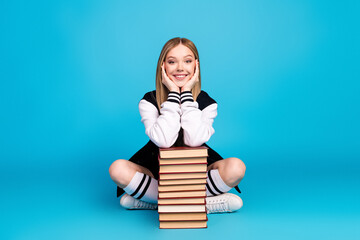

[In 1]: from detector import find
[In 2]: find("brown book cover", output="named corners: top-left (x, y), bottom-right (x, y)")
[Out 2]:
top-left (158, 204), bottom-right (206, 213)
top-left (159, 157), bottom-right (207, 165)
top-left (159, 164), bottom-right (207, 174)
top-left (160, 220), bottom-right (207, 229)
top-left (159, 178), bottom-right (207, 186)
top-left (159, 172), bottom-right (207, 180)
top-left (158, 197), bottom-right (206, 205)
top-left (159, 146), bottom-right (208, 159)
top-left (159, 190), bottom-right (206, 199)
top-left (159, 212), bottom-right (208, 221)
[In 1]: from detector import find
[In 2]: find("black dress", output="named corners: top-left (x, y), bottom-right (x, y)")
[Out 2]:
top-left (117, 90), bottom-right (223, 197)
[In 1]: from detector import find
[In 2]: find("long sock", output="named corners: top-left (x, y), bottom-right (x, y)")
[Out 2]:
top-left (123, 171), bottom-right (158, 204)
top-left (206, 169), bottom-right (232, 197)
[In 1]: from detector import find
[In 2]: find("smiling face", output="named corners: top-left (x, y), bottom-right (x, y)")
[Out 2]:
top-left (164, 44), bottom-right (196, 88)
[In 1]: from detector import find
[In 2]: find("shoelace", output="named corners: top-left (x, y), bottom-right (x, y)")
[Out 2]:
top-left (135, 199), bottom-right (156, 209)
top-left (206, 199), bottom-right (229, 213)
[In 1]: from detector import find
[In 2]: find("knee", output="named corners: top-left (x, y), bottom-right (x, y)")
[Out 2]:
top-left (225, 157), bottom-right (246, 182)
top-left (109, 159), bottom-right (131, 184)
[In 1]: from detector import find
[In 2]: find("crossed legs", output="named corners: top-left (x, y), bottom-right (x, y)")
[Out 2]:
top-left (207, 157), bottom-right (246, 188)
top-left (109, 157), bottom-right (246, 197)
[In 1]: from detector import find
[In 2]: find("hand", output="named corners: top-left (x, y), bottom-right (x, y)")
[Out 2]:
top-left (181, 60), bottom-right (199, 92)
top-left (161, 63), bottom-right (180, 93)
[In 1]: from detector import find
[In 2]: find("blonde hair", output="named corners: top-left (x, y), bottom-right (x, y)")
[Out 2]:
top-left (155, 37), bottom-right (201, 110)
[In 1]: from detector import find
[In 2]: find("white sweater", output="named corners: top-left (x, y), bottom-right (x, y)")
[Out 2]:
top-left (139, 91), bottom-right (217, 148)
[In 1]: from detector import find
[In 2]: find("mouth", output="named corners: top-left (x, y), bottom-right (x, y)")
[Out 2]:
top-left (173, 74), bottom-right (188, 81)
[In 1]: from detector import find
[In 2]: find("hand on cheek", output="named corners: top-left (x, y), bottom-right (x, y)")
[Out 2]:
top-left (182, 60), bottom-right (199, 92)
top-left (162, 63), bottom-right (180, 93)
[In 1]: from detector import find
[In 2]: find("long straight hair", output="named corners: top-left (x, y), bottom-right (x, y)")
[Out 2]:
top-left (155, 37), bottom-right (201, 110)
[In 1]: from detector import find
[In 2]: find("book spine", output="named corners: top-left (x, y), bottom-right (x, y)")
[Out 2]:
top-left (159, 171), bottom-right (207, 174)
top-left (158, 188), bottom-right (206, 193)
top-left (159, 176), bottom-right (207, 180)
top-left (159, 215), bottom-right (208, 222)
top-left (158, 202), bottom-right (206, 206)
top-left (159, 162), bottom-right (207, 166)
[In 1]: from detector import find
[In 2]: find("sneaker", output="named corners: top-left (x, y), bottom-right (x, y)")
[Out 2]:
top-left (120, 194), bottom-right (157, 210)
top-left (206, 193), bottom-right (243, 214)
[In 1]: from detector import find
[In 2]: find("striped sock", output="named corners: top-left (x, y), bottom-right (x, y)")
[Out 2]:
top-left (206, 169), bottom-right (232, 197)
top-left (123, 171), bottom-right (158, 204)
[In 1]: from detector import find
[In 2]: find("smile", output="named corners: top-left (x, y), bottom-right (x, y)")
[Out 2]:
top-left (173, 74), bottom-right (188, 80)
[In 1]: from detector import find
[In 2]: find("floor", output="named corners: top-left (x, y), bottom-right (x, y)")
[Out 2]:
top-left (1, 160), bottom-right (359, 240)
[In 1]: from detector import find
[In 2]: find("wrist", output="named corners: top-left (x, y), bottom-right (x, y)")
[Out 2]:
top-left (171, 88), bottom-right (180, 94)
top-left (180, 91), bottom-right (194, 104)
top-left (181, 88), bottom-right (191, 93)
top-left (167, 91), bottom-right (181, 104)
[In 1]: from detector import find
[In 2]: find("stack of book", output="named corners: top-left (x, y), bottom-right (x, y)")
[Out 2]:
top-left (158, 146), bottom-right (208, 229)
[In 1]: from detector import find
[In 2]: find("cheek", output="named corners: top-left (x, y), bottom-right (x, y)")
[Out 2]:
top-left (188, 63), bottom-right (196, 75)
top-left (165, 64), bottom-right (175, 73)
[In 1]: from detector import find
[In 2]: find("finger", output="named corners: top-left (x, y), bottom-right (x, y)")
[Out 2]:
top-left (161, 64), bottom-right (166, 78)
top-left (191, 65), bottom-right (199, 81)
top-left (162, 65), bottom-right (171, 83)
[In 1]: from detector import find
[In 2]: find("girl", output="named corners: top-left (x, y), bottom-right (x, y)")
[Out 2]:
top-left (109, 37), bottom-right (246, 213)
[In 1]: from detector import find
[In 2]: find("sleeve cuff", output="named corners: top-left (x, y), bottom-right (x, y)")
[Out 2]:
top-left (167, 91), bottom-right (181, 104)
top-left (180, 91), bottom-right (194, 104)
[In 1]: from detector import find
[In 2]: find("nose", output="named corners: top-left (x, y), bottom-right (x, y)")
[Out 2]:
top-left (177, 62), bottom-right (183, 72)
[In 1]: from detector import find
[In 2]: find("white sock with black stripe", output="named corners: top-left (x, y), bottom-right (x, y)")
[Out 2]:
top-left (206, 169), bottom-right (232, 197)
top-left (123, 171), bottom-right (158, 204)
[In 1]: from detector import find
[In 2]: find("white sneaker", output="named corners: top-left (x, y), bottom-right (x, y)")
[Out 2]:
top-left (206, 193), bottom-right (243, 214)
top-left (120, 194), bottom-right (157, 210)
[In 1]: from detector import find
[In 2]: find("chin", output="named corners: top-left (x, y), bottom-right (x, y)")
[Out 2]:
top-left (172, 79), bottom-right (190, 88)
top-left (175, 82), bottom-right (187, 88)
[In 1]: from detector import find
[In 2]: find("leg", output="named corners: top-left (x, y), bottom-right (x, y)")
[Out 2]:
top-left (205, 158), bottom-right (246, 213)
top-left (208, 157), bottom-right (246, 188)
top-left (109, 159), bottom-right (158, 204)
top-left (109, 159), bottom-right (154, 188)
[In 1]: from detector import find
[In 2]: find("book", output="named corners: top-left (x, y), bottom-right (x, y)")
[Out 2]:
top-left (158, 184), bottom-right (205, 193)
top-left (159, 172), bottom-right (207, 180)
top-left (158, 197), bottom-right (206, 205)
top-left (158, 147), bottom-right (209, 229)
top-left (159, 146), bottom-right (208, 159)
top-left (159, 157), bottom-right (207, 165)
top-left (159, 190), bottom-right (206, 199)
top-left (159, 178), bottom-right (207, 186)
top-left (158, 205), bottom-right (206, 213)
top-left (159, 164), bottom-right (207, 174)
top-left (159, 212), bottom-right (207, 221)
top-left (160, 221), bottom-right (207, 229)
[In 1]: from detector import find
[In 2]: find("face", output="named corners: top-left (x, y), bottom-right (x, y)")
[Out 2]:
top-left (164, 44), bottom-right (196, 88)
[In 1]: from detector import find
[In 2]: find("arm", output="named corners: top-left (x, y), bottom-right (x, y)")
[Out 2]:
top-left (139, 92), bottom-right (181, 148)
top-left (180, 91), bottom-right (217, 147)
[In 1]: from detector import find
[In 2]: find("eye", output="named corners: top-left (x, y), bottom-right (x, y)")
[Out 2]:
top-left (168, 61), bottom-right (175, 64)
top-left (185, 60), bottom-right (192, 63)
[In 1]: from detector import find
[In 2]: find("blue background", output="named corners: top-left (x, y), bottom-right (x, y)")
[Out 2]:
top-left (1, 0), bottom-right (359, 239)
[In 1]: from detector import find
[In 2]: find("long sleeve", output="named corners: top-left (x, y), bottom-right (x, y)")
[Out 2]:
top-left (180, 91), bottom-right (218, 147)
top-left (139, 92), bottom-right (181, 148)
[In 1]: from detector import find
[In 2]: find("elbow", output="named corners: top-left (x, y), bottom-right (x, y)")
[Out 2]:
top-left (185, 140), bottom-right (204, 147)
top-left (147, 130), bottom-right (178, 148)
top-left (156, 141), bottom-right (174, 148)
top-left (184, 135), bottom-right (208, 147)
top-left (183, 128), bottom-right (214, 147)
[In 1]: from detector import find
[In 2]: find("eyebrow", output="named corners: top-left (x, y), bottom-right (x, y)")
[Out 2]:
top-left (167, 55), bottom-right (194, 59)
